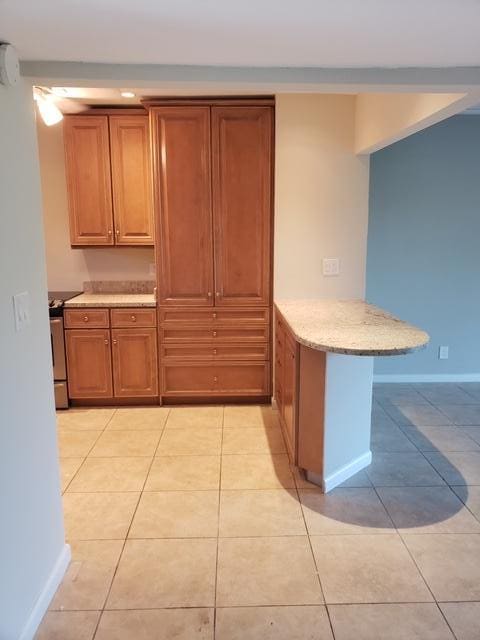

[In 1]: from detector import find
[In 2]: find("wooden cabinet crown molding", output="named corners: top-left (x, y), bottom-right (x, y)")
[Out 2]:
top-left (142, 96), bottom-right (275, 107)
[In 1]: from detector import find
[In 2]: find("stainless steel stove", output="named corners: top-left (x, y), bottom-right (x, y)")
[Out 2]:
top-left (48, 291), bottom-right (81, 409)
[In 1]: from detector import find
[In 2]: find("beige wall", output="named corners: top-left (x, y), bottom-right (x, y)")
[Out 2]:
top-left (354, 92), bottom-right (476, 154)
top-left (274, 94), bottom-right (370, 300)
top-left (37, 118), bottom-right (155, 290)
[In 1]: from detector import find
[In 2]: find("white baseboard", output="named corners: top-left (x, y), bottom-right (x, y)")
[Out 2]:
top-left (19, 543), bottom-right (71, 640)
top-left (307, 450), bottom-right (372, 493)
top-left (374, 373), bottom-right (480, 383)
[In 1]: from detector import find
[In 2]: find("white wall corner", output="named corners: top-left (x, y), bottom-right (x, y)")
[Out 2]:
top-left (19, 544), bottom-right (71, 640)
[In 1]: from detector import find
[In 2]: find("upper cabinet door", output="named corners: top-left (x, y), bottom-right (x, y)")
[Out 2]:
top-left (151, 107), bottom-right (214, 306)
top-left (64, 116), bottom-right (114, 245)
top-left (212, 106), bottom-right (273, 306)
top-left (109, 115), bottom-right (154, 245)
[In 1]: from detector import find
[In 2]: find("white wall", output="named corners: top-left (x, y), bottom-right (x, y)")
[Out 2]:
top-left (354, 92), bottom-right (478, 154)
top-left (36, 118), bottom-right (155, 290)
top-left (274, 94), bottom-right (370, 300)
top-left (0, 81), bottom-right (67, 638)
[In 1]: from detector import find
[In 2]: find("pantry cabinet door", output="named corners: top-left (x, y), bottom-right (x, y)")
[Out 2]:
top-left (212, 106), bottom-right (273, 306)
top-left (64, 116), bottom-right (114, 245)
top-left (151, 106), bottom-right (214, 305)
top-left (109, 115), bottom-right (154, 245)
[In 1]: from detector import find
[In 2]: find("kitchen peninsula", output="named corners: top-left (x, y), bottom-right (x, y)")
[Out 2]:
top-left (274, 300), bottom-right (429, 492)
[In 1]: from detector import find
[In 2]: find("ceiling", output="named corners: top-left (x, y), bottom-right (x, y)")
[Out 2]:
top-left (2, 0), bottom-right (480, 68)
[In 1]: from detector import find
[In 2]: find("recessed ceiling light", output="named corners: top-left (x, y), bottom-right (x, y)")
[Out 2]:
top-left (121, 91), bottom-right (135, 98)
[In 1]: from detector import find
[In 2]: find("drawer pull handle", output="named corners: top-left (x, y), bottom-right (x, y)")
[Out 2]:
top-left (83, 316), bottom-right (89, 322)
top-left (213, 331), bottom-right (217, 337)
top-left (213, 349), bottom-right (217, 355)
top-left (213, 376), bottom-right (218, 383)
top-left (131, 315), bottom-right (136, 322)
top-left (213, 313), bottom-right (217, 319)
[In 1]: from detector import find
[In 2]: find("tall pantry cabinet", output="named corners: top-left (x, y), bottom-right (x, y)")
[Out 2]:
top-left (150, 101), bottom-right (274, 400)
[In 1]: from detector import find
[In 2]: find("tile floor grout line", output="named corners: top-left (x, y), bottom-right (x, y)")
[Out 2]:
top-left (372, 483), bottom-right (449, 621)
top-left (59, 411), bottom-right (117, 494)
top-left (213, 405), bottom-right (225, 640)
top-left (291, 443), bottom-right (337, 638)
top-left (90, 410), bottom-right (168, 640)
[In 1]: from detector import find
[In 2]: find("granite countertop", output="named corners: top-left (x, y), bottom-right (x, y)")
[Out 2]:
top-left (275, 299), bottom-right (429, 356)
top-left (64, 293), bottom-right (156, 308)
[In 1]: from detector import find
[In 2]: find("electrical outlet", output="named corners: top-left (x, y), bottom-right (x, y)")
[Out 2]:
top-left (13, 291), bottom-right (30, 332)
top-left (439, 346), bottom-right (449, 360)
top-left (323, 258), bottom-right (340, 276)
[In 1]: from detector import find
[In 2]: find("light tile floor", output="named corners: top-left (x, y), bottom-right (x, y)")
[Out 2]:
top-left (36, 384), bottom-right (480, 639)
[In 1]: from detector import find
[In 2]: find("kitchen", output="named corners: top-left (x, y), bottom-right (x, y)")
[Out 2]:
top-left (40, 89), bottom-right (427, 494)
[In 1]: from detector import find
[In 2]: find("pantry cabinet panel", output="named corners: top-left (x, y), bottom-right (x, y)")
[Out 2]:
top-left (212, 106), bottom-right (272, 306)
top-left (64, 116), bottom-right (114, 245)
top-left (109, 115), bottom-right (154, 245)
top-left (111, 328), bottom-right (158, 397)
top-left (151, 106), bottom-right (214, 305)
top-left (65, 329), bottom-right (113, 398)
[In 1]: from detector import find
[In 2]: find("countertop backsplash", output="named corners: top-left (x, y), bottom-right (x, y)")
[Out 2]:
top-left (83, 280), bottom-right (156, 294)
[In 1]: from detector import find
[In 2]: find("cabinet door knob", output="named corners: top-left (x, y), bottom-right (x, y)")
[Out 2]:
top-left (113, 339), bottom-right (117, 345)
top-left (83, 316), bottom-right (89, 322)
top-left (213, 376), bottom-right (218, 383)
top-left (215, 292), bottom-right (220, 297)
top-left (213, 349), bottom-right (217, 355)
top-left (104, 339), bottom-right (108, 345)
top-left (207, 292), bottom-right (212, 298)
top-left (115, 229), bottom-right (120, 235)
top-left (213, 331), bottom-right (217, 337)
top-left (213, 313), bottom-right (217, 319)
top-left (131, 315), bottom-right (136, 322)
top-left (107, 229), bottom-right (112, 236)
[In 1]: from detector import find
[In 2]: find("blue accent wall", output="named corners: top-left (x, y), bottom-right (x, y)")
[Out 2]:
top-left (367, 115), bottom-right (480, 376)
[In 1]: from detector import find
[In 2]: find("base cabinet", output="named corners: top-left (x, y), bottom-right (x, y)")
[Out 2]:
top-left (158, 305), bottom-right (271, 400)
top-left (65, 308), bottom-right (158, 402)
top-left (65, 329), bottom-right (113, 398)
top-left (162, 362), bottom-right (269, 397)
top-left (274, 314), bottom-right (298, 461)
top-left (112, 328), bottom-right (158, 397)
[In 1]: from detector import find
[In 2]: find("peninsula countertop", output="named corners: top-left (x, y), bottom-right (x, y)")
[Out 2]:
top-left (64, 293), bottom-right (156, 308)
top-left (275, 299), bottom-right (429, 356)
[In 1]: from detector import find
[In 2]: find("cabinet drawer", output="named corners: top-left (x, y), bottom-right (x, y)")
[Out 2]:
top-left (161, 326), bottom-right (269, 343)
top-left (111, 308), bottom-right (156, 328)
top-left (161, 342), bottom-right (269, 361)
top-left (64, 308), bottom-right (110, 328)
top-left (162, 362), bottom-right (270, 396)
top-left (159, 307), bottom-right (269, 325)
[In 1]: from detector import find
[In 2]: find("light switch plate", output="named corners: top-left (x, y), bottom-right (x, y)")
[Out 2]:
top-left (323, 257), bottom-right (340, 276)
top-left (13, 291), bottom-right (30, 332)
top-left (439, 345), bottom-right (449, 360)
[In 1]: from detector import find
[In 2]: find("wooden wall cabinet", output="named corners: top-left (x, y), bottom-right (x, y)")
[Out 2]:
top-left (65, 308), bottom-right (158, 401)
top-left (151, 101), bottom-right (274, 402)
top-left (64, 114), bottom-right (154, 247)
